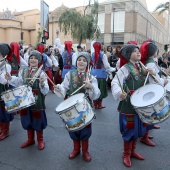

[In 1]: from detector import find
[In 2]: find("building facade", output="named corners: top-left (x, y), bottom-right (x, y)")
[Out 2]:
top-left (0, 0), bottom-right (169, 54)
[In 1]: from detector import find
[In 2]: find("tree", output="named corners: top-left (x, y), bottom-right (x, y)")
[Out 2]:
top-left (154, 2), bottom-right (169, 14)
top-left (58, 0), bottom-right (100, 45)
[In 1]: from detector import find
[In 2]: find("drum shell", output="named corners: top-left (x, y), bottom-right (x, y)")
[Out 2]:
top-left (1, 85), bottom-right (36, 113)
top-left (55, 93), bottom-right (95, 132)
top-left (134, 96), bottom-right (170, 124)
top-left (130, 84), bottom-right (170, 124)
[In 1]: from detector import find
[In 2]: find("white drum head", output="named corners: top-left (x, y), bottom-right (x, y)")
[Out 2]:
top-left (56, 93), bottom-right (84, 112)
top-left (131, 84), bottom-right (165, 108)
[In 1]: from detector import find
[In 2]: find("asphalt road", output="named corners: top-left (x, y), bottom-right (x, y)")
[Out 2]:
top-left (0, 89), bottom-right (170, 170)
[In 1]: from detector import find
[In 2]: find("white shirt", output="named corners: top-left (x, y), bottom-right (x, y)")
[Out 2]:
top-left (102, 54), bottom-right (115, 73)
top-left (55, 71), bottom-right (101, 100)
top-left (145, 62), bottom-right (164, 85)
top-left (72, 52), bottom-right (81, 67)
top-left (9, 68), bottom-right (49, 95)
top-left (20, 56), bottom-right (28, 67)
top-left (0, 63), bottom-right (11, 85)
top-left (48, 55), bottom-right (59, 67)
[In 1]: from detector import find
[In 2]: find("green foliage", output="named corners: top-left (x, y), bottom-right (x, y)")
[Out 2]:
top-left (59, 0), bottom-right (100, 45)
top-left (154, 2), bottom-right (169, 15)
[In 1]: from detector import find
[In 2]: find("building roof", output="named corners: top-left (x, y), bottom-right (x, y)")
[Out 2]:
top-left (50, 5), bottom-right (69, 21)
top-left (0, 9), bottom-right (20, 21)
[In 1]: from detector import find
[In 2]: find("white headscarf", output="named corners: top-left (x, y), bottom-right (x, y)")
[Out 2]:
top-left (55, 38), bottom-right (64, 55)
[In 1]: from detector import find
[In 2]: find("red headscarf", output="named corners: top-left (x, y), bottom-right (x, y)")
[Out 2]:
top-left (64, 41), bottom-right (72, 55)
top-left (127, 41), bottom-right (138, 45)
top-left (140, 40), bottom-right (152, 64)
top-left (36, 43), bottom-right (45, 54)
top-left (93, 42), bottom-right (101, 63)
top-left (7, 42), bottom-right (20, 63)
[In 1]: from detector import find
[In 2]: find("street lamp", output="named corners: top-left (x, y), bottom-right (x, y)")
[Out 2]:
top-left (111, 7), bottom-right (124, 46)
top-left (20, 21), bottom-right (23, 41)
top-left (52, 15), bottom-right (54, 45)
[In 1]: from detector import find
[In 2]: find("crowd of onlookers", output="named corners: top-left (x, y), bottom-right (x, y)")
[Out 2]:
top-left (19, 42), bottom-right (170, 89)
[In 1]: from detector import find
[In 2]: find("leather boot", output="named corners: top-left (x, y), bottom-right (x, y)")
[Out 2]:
top-left (21, 129), bottom-right (35, 148)
top-left (0, 122), bottom-right (3, 135)
top-left (0, 122), bottom-right (10, 140)
top-left (69, 140), bottom-right (80, 159)
top-left (140, 131), bottom-right (156, 146)
top-left (97, 100), bottom-right (106, 109)
top-left (93, 100), bottom-right (98, 109)
top-left (153, 125), bottom-right (160, 129)
top-left (36, 131), bottom-right (45, 150)
top-left (131, 140), bottom-right (145, 160)
top-left (123, 141), bottom-right (132, 167)
top-left (82, 140), bottom-right (91, 162)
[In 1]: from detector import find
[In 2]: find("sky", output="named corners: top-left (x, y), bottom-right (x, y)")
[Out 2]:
top-left (0, 0), bottom-right (169, 13)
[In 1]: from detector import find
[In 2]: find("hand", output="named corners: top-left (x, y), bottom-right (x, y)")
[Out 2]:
top-left (146, 68), bottom-right (155, 76)
top-left (84, 80), bottom-right (93, 90)
top-left (119, 91), bottom-right (127, 100)
top-left (59, 70), bottom-right (62, 75)
top-left (54, 84), bottom-right (61, 92)
top-left (5, 72), bottom-right (12, 80)
top-left (164, 79), bottom-right (168, 86)
top-left (39, 76), bottom-right (45, 86)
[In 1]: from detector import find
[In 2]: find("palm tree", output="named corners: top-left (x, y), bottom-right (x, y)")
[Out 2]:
top-left (58, 0), bottom-right (100, 45)
top-left (154, 1), bottom-right (169, 14)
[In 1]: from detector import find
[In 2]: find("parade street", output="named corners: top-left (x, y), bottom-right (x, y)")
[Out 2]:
top-left (0, 89), bottom-right (170, 170)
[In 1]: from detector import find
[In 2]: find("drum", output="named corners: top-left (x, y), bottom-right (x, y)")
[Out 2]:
top-left (1, 85), bottom-right (36, 113)
top-left (130, 83), bottom-right (170, 124)
top-left (55, 93), bottom-right (95, 132)
top-left (165, 77), bottom-right (170, 101)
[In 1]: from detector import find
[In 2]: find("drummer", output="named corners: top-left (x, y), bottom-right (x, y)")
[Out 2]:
top-left (0, 43), bottom-right (14, 140)
top-left (54, 52), bottom-right (100, 162)
top-left (140, 40), bottom-right (168, 146)
top-left (5, 50), bottom-right (49, 150)
top-left (111, 44), bottom-right (154, 167)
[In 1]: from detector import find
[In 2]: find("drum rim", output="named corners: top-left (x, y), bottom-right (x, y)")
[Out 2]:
top-left (6, 101), bottom-right (36, 114)
top-left (55, 93), bottom-right (85, 113)
top-left (130, 83), bottom-right (166, 108)
top-left (137, 110), bottom-right (170, 125)
top-left (1, 85), bottom-right (32, 96)
top-left (66, 114), bottom-right (95, 132)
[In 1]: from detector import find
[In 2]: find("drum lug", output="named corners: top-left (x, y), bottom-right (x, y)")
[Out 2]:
top-left (81, 118), bottom-right (85, 124)
top-left (65, 124), bottom-right (69, 130)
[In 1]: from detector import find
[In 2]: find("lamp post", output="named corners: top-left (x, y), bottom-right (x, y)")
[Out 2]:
top-left (111, 8), bottom-right (115, 46)
top-left (111, 7), bottom-right (124, 46)
top-left (167, 0), bottom-right (170, 46)
top-left (20, 21), bottom-right (23, 42)
top-left (52, 15), bottom-right (54, 45)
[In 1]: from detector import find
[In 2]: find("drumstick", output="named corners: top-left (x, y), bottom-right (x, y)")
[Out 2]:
top-left (43, 71), bottom-right (64, 98)
top-left (70, 76), bottom-right (96, 96)
top-left (139, 61), bottom-right (161, 84)
top-left (144, 72), bottom-right (149, 86)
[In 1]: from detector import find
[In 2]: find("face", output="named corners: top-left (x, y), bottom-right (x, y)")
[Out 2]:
top-left (29, 56), bottom-right (38, 67)
top-left (107, 47), bottom-right (112, 52)
top-left (130, 48), bottom-right (141, 62)
top-left (78, 48), bottom-right (82, 52)
top-left (0, 53), bottom-right (3, 60)
top-left (77, 56), bottom-right (88, 72)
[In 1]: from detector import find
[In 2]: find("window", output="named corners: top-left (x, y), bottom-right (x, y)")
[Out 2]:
top-left (111, 11), bottom-right (125, 33)
top-left (98, 13), bottom-right (105, 33)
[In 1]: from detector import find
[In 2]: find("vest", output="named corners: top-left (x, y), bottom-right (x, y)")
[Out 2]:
top-left (22, 67), bottom-right (45, 110)
top-left (91, 52), bottom-right (107, 79)
top-left (67, 70), bottom-right (86, 96)
top-left (118, 62), bottom-right (146, 115)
